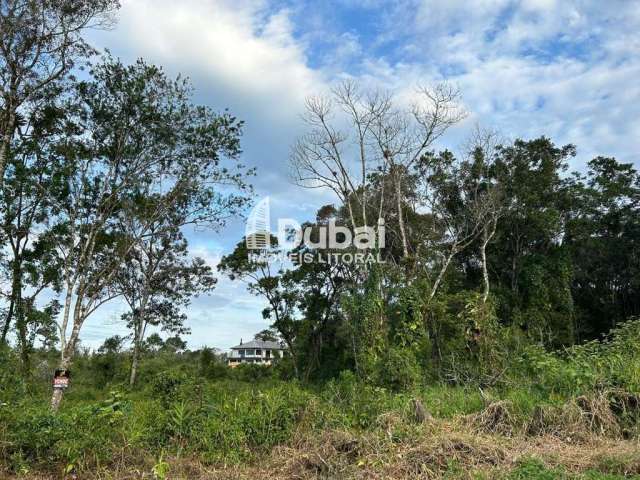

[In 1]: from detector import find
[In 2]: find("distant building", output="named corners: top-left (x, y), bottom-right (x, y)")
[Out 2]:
top-left (227, 338), bottom-right (286, 367)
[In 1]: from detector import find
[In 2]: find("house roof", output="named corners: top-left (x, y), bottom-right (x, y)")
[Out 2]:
top-left (230, 339), bottom-right (284, 350)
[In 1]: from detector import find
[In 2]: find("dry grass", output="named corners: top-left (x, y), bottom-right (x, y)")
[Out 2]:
top-left (6, 424), bottom-right (640, 480)
top-left (4, 392), bottom-right (640, 479)
top-left (471, 400), bottom-right (516, 436)
top-left (261, 417), bottom-right (640, 480)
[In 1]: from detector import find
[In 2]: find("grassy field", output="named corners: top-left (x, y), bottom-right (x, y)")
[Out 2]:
top-left (2, 374), bottom-right (640, 479)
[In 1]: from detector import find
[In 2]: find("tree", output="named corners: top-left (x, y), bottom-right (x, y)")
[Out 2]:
top-left (145, 333), bottom-right (164, 352)
top-left (118, 223), bottom-right (215, 386)
top-left (378, 85), bottom-right (466, 258)
top-left (0, 93), bottom-right (65, 371)
top-left (487, 138), bottom-right (576, 345)
top-left (254, 328), bottom-right (279, 342)
top-left (284, 237), bottom-right (348, 380)
top-left (218, 236), bottom-right (301, 377)
top-left (97, 335), bottom-right (125, 354)
top-left (461, 127), bottom-right (505, 303)
top-left (0, 0), bottom-right (120, 187)
top-left (290, 81), bottom-right (465, 259)
top-left (566, 157), bottom-right (640, 338)
top-left (47, 57), bottom-right (251, 410)
top-left (415, 149), bottom-right (497, 301)
top-left (162, 335), bottom-right (187, 353)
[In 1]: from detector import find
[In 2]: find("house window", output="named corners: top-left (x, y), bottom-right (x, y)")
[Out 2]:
top-left (239, 349), bottom-right (245, 357)
top-left (255, 349), bottom-right (262, 356)
top-left (266, 350), bottom-right (271, 359)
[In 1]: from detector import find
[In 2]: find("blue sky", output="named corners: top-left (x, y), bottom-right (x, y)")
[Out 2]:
top-left (79, 0), bottom-right (640, 351)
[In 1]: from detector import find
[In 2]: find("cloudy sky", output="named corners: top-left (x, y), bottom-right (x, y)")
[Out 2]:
top-left (80, 0), bottom-right (640, 351)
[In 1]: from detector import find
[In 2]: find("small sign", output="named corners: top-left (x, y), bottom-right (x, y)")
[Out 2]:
top-left (53, 369), bottom-right (70, 389)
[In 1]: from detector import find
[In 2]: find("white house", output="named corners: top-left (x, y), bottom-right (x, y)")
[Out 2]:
top-left (227, 339), bottom-right (286, 367)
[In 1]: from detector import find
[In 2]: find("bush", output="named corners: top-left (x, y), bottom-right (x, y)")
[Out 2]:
top-left (199, 348), bottom-right (229, 380)
top-left (150, 370), bottom-right (189, 406)
top-left (515, 318), bottom-right (640, 396)
top-left (378, 346), bottom-right (421, 392)
top-left (0, 393), bottom-right (130, 473)
top-left (0, 346), bottom-right (27, 402)
top-left (232, 363), bottom-right (274, 382)
top-left (319, 371), bottom-right (407, 429)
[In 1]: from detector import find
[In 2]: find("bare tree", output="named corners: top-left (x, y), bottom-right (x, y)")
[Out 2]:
top-left (463, 126), bottom-right (505, 303)
top-left (291, 81), bottom-right (465, 259)
top-left (290, 85), bottom-right (373, 230)
top-left (372, 84), bottom-right (467, 257)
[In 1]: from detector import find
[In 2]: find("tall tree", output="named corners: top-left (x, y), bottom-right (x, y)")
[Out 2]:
top-left (290, 81), bottom-right (465, 259)
top-left (488, 138), bottom-right (576, 345)
top-left (0, 93), bottom-right (65, 357)
top-left (566, 157), bottom-right (640, 338)
top-left (117, 221), bottom-right (215, 386)
top-left (48, 57), bottom-right (251, 410)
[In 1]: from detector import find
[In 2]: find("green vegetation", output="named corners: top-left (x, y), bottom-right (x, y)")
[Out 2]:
top-left (2, 319), bottom-right (640, 478)
top-left (1, 1), bottom-right (640, 479)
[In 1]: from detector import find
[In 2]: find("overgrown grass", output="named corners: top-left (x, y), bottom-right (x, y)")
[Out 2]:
top-left (2, 374), bottom-right (640, 478)
top-left (2, 320), bottom-right (640, 478)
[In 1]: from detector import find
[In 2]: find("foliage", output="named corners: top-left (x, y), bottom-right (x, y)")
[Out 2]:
top-left (516, 317), bottom-right (640, 396)
top-left (377, 346), bottom-right (421, 392)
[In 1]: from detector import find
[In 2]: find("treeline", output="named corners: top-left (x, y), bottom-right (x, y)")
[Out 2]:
top-left (220, 83), bottom-right (640, 386)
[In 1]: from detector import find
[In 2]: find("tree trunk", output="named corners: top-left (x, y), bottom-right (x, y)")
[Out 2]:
top-left (50, 349), bottom-right (73, 411)
top-left (50, 387), bottom-right (64, 411)
top-left (0, 109), bottom-right (17, 188)
top-left (289, 344), bottom-right (300, 380)
top-left (395, 169), bottom-right (409, 257)
top-left (480, 217), bottom-right (499, 303)
top-left (429, 248), bottom-right (456, 301)
top-left (1, 255), bottom-right (21, 343)
top-left (480, 226), bottom-right (492, 303)
top-left (4, 255), bottom-right (30, 373)
top-left (129, 316), bottom-right (144, 387)
top-left (59, 285), bottom-right (74, 355)
top-left (129, 342), bottom-right (140, 387)
top-left (13, 264), bottom-right (30, 374)
top-left (1, 296), bottom-right (15, 343)
top-left (50, 313), bottom-right (83, 412)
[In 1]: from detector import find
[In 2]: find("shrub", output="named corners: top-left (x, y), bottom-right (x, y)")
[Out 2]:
top-left (150, 370), bottom-right (189, 406)
top-left (232, 363), bottom-right (274, 382)
top-left (515, 318), bottom-right (640, 396)
top-left (377, 346), bottom-right (421, 392)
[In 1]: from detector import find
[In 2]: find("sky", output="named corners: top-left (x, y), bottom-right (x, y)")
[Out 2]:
top-left (80, 0), bottom-right (640, 351)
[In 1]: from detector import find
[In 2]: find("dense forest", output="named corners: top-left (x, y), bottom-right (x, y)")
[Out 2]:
top-left (1, 1), bottom-right (639, 479)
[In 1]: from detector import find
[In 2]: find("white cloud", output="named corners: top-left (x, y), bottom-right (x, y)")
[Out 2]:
top-left (343, 0), bottom-right (640, 165)
top-left (97, 0), bottom-right (322, 124)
